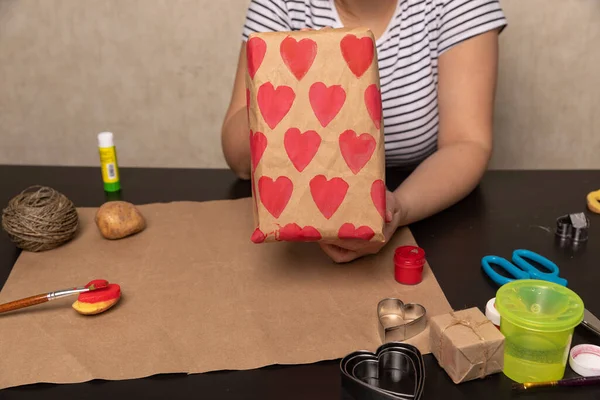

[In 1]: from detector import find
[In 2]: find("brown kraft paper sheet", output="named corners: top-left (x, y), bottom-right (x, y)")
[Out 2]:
top-left (0, 198), bottom-right (451, 389)
top-left (246, 27), bottom-right (386, 243)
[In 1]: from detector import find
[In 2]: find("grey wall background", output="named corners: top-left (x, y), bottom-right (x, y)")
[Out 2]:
top-left (0, 0), bottom-right (598, 169)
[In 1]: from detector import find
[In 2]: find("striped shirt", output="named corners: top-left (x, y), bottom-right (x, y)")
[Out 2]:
top-left (241, 0), bottom-right (507, 167)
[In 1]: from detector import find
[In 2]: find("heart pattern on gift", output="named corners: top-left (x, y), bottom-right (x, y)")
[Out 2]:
top-left (371, 179), bottom-right (386, 219)
top-left (250, 130), bottom-right (267, 171)
top-left (310, 175), bottom-right (349, 219)
top-left (278, 223), bottom-right (322, 241)
top-left (340, 34), bottom-right (374, 78)
top-left (280, 36), bottom-right (317, 81)
top-left (247, 37), bottom-right (266, 79)
top-left (340, 342), bottom-right (425, 400)
top-left (339, 130), bottom-right (376, 174)
top-left (258, 176), bottom-right (293, 218)
top-left (284, 128), bottom-right (321, 172)
top-left (251, 228), bottom-right (266, 244)
top-left (248, 32), bottom-right (385, 243)
top-left (309, 82), bottom-right (346, 127)
top-left (257, 83), bottom-right (296, 129)
top-left (246, 88), bottom-right (250, 120)
top-left (338, 223), bottom-right (375, 241)
top-left (365, 84), bottom-right (383, 130)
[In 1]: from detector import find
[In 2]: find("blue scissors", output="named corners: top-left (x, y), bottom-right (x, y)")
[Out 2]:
top-left (481, 249), bottom-right (567, 287)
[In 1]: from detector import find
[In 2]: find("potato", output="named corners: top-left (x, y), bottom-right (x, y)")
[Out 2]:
top-left (95, 201), bottom-right (146, 239)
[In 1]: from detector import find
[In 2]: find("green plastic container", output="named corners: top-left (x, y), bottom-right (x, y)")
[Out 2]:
top-left (495, 279), bottom-right (584, 383)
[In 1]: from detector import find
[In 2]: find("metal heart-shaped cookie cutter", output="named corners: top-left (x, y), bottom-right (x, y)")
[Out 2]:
top-left (340, 342), bottom-right (426, 400)
top-left (377, 298), bottom-right (427, 344)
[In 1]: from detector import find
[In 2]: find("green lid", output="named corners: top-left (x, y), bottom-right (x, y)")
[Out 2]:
top-left (495, 279), bottom-right (584, 332)
top-left (103, 181), bottom-right (121, 192)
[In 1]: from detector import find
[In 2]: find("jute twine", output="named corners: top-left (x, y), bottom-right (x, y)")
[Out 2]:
top-left (438, 311), bottom-right (491, 379)
top-left (1, 186), bottom-right (79, 252)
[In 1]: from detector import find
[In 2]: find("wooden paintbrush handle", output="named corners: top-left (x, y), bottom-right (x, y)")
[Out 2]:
top-left (0, 294), bottom-right (49, 314)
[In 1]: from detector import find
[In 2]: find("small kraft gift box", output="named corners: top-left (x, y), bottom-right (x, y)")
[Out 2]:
top-left (429, 307), bottom-right (505, 384)
top-left (245, 27), bottom-right (386, 244)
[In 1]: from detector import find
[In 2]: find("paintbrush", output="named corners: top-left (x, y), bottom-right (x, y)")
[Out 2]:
top-left (512, 375), bottom-right (600, 391)
top-left (0, 279), bottom-right (109, 314)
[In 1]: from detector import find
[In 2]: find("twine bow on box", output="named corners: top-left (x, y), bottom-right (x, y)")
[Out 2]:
top-left (437, 310), bottom-right (495, 380)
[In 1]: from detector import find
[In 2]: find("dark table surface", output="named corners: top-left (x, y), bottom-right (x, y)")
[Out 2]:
top-left (1, 165), bottom-right (600, 400)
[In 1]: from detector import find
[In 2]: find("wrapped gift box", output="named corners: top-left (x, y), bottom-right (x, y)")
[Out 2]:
top-left (429, 307), bottom-right (505, 384)
top-left (245, 27), bottom-right (386, 243)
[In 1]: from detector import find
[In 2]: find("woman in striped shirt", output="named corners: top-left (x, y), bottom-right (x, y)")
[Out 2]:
top-left (221, 0), bottom-right (507, 262)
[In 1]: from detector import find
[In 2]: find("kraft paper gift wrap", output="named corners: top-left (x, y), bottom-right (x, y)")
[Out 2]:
top-left (245, 27), bottom-right (386, 244)
top-left (429, 307), bottom-right (505, 384)
top-left (0, 199), bottom-right (454, 390)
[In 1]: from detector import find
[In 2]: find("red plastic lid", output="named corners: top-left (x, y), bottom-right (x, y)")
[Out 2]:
top-left (394, 246), bottom-right (426, 268)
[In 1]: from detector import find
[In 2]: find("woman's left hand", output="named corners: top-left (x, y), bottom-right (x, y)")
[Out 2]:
top-left (319, 190), bottom-right (404, 263)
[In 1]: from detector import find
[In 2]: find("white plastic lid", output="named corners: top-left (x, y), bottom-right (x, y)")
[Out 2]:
top-left (97, 132), bottom-right (114, 148)
top-left (569, 344), bottom-right (600, 377)
top-left (486, 297), bottom-right (501, 326)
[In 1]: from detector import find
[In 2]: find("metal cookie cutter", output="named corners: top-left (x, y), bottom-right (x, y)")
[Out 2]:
top-left (340, 342), bottom-right (426, 400)
top-left (377, 298), bottom-right (427, 344)
top-left (555, 212), bottom-right (590, 242)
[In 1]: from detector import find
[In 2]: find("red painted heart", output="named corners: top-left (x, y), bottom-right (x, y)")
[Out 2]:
top-left (246, 88), bottom-right (250, 120)
top-left (251, 169), bottom-right (258, 214)
top-left (364, 84), bottom-right (382, 130)
top-left (278, 223), bottom-right (322, 241)
top-left (258, 83), bottom-right (296, 129)
top-left (258, 176), bottom-right (293, 218)
top-left (247, 37), bottom-right (266, 79)
top-left (371, 179), bottom-right (386, 219)
top-left (280, 36), bottom-right (317, 80)
top-left (251, 228), bottom-right (266, 243)
top-left (339, 130), bottom-right (376, 174)
top-left (340, 34), bottom-right (374, 78)
top-left (309, 82), bottom-right (346, 127)
top-left (284, 128), bottom-right (321, 172)
top-left (309, 175), bottom-right (349, 219)
top-left (338, 223), bottom-right (375, 240)
top-left (250, 130), bottom-right (267, 171)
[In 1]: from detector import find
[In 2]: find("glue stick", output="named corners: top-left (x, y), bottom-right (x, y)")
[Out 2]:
top-left (97, 132), bottom-right (121, 192)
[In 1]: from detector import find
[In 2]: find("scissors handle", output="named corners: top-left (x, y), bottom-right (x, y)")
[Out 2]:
top-left (512, 249), bottom-right (568, 286)
top-left (481, 255), bottom-right (530, 286)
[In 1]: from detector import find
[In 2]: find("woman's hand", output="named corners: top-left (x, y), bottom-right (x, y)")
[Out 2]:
top-left (318, 190), bottom-right (404, 263)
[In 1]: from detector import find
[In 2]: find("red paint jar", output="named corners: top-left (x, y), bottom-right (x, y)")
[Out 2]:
top-left (394, 246), bottom-right (426, 285)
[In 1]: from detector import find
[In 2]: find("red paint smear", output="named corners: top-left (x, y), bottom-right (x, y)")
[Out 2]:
top-left (340, 34), bottom-right (375, 78)
top-left (78, 283), bottom-right (121, 304)
top-left (339, 130), bottom-right (376, 174)
top-left (371, 180), bottom-right (386, 219)
top-left (278, 223), bottom-right (321, 241)
top-left (309, 175), bottom-right (349, 219)
top-left (246, 88), bottom-right (251, 121)
top-left (280, 36), bottom-right (317, 80)
top-left (258, 176), bottom-right (293, 218)
top-left (251, 228), bottom-right (266, 243)
top-left (284, 128), bottom-right (321, 172)
top-left (250, 130), bottom-right (268, 171)
top-left (246, 37), bottom-right (266, 79)
top-left (338, 223), bottom-right (375, 240)
top-left (250, 167), bottom-right (258, 215)
top-left (85, 279), bottom-right (108, 289)
top-left (257, 82), bottom-right (296, 129)
top-left (309, 82), bottom-right (346, 128)
top-left (364, 84), bottom-right (382, 130)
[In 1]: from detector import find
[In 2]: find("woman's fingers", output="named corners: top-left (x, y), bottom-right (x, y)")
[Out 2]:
top-left (385, 190), bottom-right (396, 223)
top-left (319, 243), bottom-right (359, 263)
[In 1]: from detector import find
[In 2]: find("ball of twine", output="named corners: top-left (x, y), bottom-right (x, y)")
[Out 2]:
top-left (1, 186), bottom-right (79, 252)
